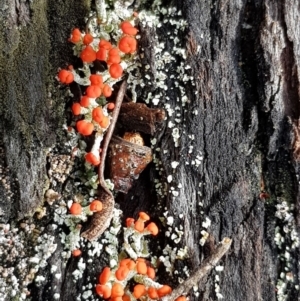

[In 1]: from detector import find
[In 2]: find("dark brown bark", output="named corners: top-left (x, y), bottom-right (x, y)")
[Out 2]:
top-left (1, 1), bottom-right (300, 301)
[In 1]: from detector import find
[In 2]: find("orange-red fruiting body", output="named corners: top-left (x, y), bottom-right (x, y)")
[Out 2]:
top-left (69, 28), bottom-right (81, 43)
top-left (96, 48), bottom-right (108, 61)
top-left (139, 212), bottom-right (150, 221)
top-left (99, 39), bottom-right (112, 50)
top-left (85, 152), bottom-right (100, 166)
top-left (76, 120), bottom-right (94, 136)
top-left (146, 222), bottom-right (159, 236)
top-left (136, 261), bottom-right (147, 274)
top-left (111, 283), bottom-right (124, 298)
top-left (127, 259), bottom-right (136, 270)
top-left (90, 200), bottom-right (103, 212)
top-left (126, 217), bottom-right (135, 227)
top-left (107, 48), bottom-right (121, 65)
top-left (136, 257), bottom-right (146, 262)
top-left (92, 107), bottom-right (104, 123)
top-left (148, 287), bottom-right (158, 299)
top-left (58, 69), bottom-right (74, 84)
top-left (83, 33), bottom-right (94, 45)
top-left (90, 74), bottom-right (103, 87)
top-left (102, 85), bottom-right (112, 98)
top-left (118, 36), bottom-right (137, 54)
top-left (96, 284), bottom-right (111, 299)
top-left (80, 96), bottom-right (90, 107)
top-left (99, 115), bottom-right (110, 128)
top-left (107, 102), bottom-right (115, 110)
top-left (115, 266), bottom-right (129, 281)
top-left (80, 45), bottom-right (97, 63)
top-left (120, 258), bottom-right (131, 266)
top-left (175, 296), bottom-right (187, 301)
top-left (122, 294), bottom-right (131, 301)
top-left (86, 85), bottom-right (102, 98)
top-left (157, 285), bottom-right (172, 297)
top-left (72, 103), bottom-right (82, 115)
top-left (107, 55), bottom-right (121, 65)
top-left (120, 21), bottom-right (138, 35)
top-left (99, 267), bottom-right (111, 285)
top-left (120, 258), bottom-right (135, 270)
top-left (147, 266), bottom-right (155, 279)
top-left (70, 203), bottom-right (82, 215)
top-left (109, 48), bottom-right (120, 57)
top-left (72, 249), bottom-right (82, 257)
top-left (134, 220), bottom-right (145, 232)
top-left (109, 63), bottom-right (123, 78)
top-left (133, 284), bottom-right (146, 299)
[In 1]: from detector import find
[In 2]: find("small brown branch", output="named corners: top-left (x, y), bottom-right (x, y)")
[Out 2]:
top-left (81, 81), bottom-right (127, 240)
top-left (98, 81), bottom-right (127, 187)
top-left (161, 237), bottom-right (232, 301)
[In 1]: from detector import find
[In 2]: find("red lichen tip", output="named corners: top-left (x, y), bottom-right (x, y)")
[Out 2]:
top-left (146, 222), bottom-right (159, 236)
top-left (126, 217), bottom-right (135, 227)
top-left (96, 284), bottom-right (111, 299)
top-left (107, 102), bottom-right (115, 110)
top-left (69, 28), bottom-right (81, 43)
top-left (85, 152), bottom-right (100, 166)
top-left (118, 36), bottom-right (137, 54)
top-left (107, 47), bottom-right (121, 65)
top-left (115, 266), bottom-right (129, 281)
top-left (139, 212), bottom-right (150, 221)
top-left (134, 220), bottom-right (145, 232)
top-left (109, 63), bottom-right (123, 79)
top-left (148, 287), bottom-right (158, 299)
top-left (120, 21), bottom-right (138, 35)
top-left (99, 267), bottom-right (111, 285)
top-left (58, 69), bottom-right (74, 84)
top-left (72, 249), bottom-right (82, 257)
top-left (99, 115), bottom-right (110, 129)
top-left (80, 45), bottom-right (97, 63)
top-left (92, 107), bottom-right (104, 124)
top-left (96, 48), bottom-right (108, 61)
top-left (99, 39), bottom-right (112, 50)
top-left (80, 96), bottom-right (90, 107)
top-left (133, 284), bottom-right (146, 299)
top-left (111, 283), bottom-right (124, 298)
top-left (76, 120), bottom-right (94, 136)
top-left (90, 74), bottom-right (103, 87)
top-left (89, 200), bottom-right (103, 212)
top-left (72, 103), bottom-right (82, 115)
top-left (102, 84), bottom-right (112, 98)
top-left (86, 85), bottom-right (102, 98)
top-left (147, 266), bottom-right (156, 279)
top-left (69, 203), bottom-right (82, 215)
top-left (157, 285), bottom-right (172, 297)
top-left (83, 33), bottom-right (94, 45)
top-left (120, 258), bottom-right (136, 270)
top-left (136, 261), bottom-right (147, 275)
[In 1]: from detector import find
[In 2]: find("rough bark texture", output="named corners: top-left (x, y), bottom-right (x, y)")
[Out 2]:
top-left (1, 0), bottom-right (300, 301)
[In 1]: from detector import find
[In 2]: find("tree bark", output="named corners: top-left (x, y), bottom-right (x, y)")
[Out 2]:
top-left (1, 1), bottom-right (300, 301)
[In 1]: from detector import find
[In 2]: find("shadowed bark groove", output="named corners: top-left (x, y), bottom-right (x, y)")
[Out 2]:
top-left (0, 0), bottom-right (300, 301)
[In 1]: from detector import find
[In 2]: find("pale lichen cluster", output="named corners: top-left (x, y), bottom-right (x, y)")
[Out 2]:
top-left (274, 200), bottom-right (300, 301)
top-left (0, 222), bottom-right (56, 300)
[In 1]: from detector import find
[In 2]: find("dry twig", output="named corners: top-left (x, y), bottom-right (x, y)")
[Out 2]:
top-left (161, 237), bottom-right (232, 301)
top-left (81, 81), bottom-right (127, 240)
